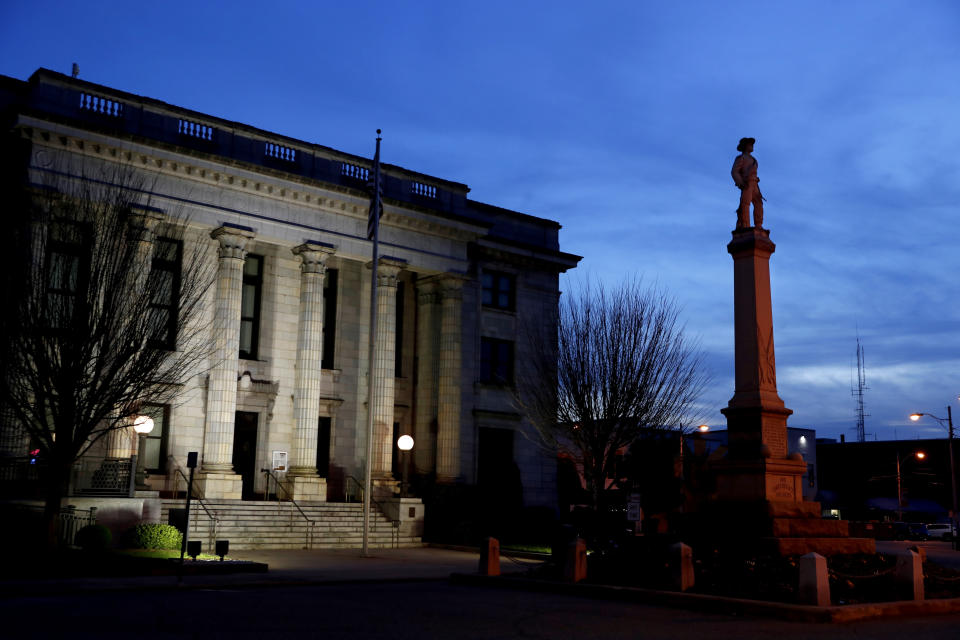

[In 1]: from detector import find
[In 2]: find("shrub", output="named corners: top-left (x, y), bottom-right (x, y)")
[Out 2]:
top-left (122, 523), bottom-right (183, 550)
top-left (75, 524), bottom-right (112, 551)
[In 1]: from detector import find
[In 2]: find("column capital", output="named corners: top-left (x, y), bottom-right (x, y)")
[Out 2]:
top-left (367, 256), bottom-right (407, 288)
top-left (416, 279), bottom-right (441, 305)
top-left (127, 206), bottom-right (166, 243)
top-left (292, 241), bottom-right (336, 274)
top-left (211, 224), bottom-right (255, 260)
top-left (439, 273), bottom-right (468, 300)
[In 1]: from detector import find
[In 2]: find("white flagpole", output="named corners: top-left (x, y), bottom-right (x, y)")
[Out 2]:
top-left (362, 130), bottom-right (382, 557)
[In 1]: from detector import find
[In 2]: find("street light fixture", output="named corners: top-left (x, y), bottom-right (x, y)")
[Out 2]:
top-left (909, 406), bottom-right (957, 548)
top-left (132, 414), bottom-right (155, 490)
top-left (397, 434), bottom-right (414, 498)
top-left (896, 450), bottom-right (926, 522)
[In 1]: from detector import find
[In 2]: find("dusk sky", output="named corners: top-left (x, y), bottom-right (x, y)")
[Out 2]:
top-left (2, 1), bottom-right (957, 443)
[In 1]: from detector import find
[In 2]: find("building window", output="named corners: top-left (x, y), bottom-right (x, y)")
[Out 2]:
top-left (807, 463), bottom-right (816, 488)
top-left (141, 404), bottom-right (169, 473)
top-left (45, 220), bottom-right (89, 329)
top-left (480, 337), bottom-right (514, 385)
top-left (239, 254), bottom-right (263, 359)
top-left (148, 238), bottom-right (181, 350)
top-left (322, 268), bottom-right (337, 369)
top-left (481, 270), bottom-right (514, 311)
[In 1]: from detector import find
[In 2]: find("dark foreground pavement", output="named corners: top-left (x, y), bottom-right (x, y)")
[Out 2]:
top-left (4, 579), bottom-right (960, 639)
top-left (3, 544), bottom-right (960, 637)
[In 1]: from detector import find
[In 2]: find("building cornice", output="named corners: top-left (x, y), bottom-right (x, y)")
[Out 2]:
top-left (16, 118), bottom-right (487, 245)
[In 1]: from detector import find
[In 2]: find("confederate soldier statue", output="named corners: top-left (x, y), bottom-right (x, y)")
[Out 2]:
top-left (731, 137), bottom-right (763, 229)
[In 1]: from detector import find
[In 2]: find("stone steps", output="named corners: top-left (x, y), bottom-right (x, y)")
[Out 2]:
top-left (159, 499), bottom-right (421, 551)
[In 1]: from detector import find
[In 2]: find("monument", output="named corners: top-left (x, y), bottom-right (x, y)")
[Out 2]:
top-left (707, 138), bottom-right (874, 555)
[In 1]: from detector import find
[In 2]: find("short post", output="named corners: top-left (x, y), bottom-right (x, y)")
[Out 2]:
top-left (895, 550), bottom-right (924, 601)
top-left (178, 452), bottom-right (198, 582)
top-left (479, 537), bottom-right (500, 576)
top-left (798, 552), bottom-right (830, 606)
top-left (564, 538), bottom-right (587, 583)
top-left (670, 542), bottom-right (695, 592)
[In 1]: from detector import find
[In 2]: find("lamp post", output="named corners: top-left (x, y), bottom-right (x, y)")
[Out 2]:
top-left (397, 434), bottom-right (414, 498)
top-left (896, 449), bottom-right (926, 522)
top-left (132, 415), bottom-right (155, 490)
top-left (910, 405), bottom-right (957, 548)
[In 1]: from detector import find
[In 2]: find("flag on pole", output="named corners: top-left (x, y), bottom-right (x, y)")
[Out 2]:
top-left (366, 129), bottom-right (383, 240)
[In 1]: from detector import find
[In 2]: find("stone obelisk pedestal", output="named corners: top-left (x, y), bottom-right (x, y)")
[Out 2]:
top-left (707, 227), bottom-right (873, 556)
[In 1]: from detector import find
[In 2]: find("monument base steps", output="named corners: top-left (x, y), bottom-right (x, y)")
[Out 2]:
top-left (694, 499), bottom-right (875, 557)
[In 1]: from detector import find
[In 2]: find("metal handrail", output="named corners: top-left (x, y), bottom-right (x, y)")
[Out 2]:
top-left (261, 468), bottom-right (315, 549)
top-left (168, 456), bottom-right (220, 548)
top-left (344, 475), bottom-right (400, 539)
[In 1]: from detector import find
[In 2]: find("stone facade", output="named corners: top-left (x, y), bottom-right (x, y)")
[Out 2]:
top-left (0, 69), bottom-right (580, 509)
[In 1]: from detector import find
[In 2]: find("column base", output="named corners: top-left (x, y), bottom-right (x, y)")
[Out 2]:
top-left (372, 477), bottom-right (400, 499)
top-left (197, 472), bottom-right (243, 500)
top-left (286, 475), bottom-right (328, 502)
top-left (382, 496), bottom-right (425, 537)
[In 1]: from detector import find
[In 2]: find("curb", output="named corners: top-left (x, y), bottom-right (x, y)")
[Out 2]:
top-left (0, 574), bottom-right (452, 598)
top-left (449, 573), bottom-right (960, 623)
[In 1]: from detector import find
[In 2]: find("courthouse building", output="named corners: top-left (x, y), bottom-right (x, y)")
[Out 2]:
top-left (0, 69), bottom-right (579, 525)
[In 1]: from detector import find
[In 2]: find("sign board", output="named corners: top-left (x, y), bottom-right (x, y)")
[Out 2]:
top-left (627, 493), bottom-right (642, 522)
top-left (272, 451), bottom-right (288, 472)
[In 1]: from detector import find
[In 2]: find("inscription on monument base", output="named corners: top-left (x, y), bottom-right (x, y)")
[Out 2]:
top-left (769, 474), bottom-right (798, 501)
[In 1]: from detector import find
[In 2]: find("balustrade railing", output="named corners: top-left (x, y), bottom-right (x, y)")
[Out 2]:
top-left (265, 141), bottom-right (297, 163)
top-left (79, 92), bottom-right (123, 117)
top-left (340, 162), bottom-right (369, 182)
top-left (411, 181), bottom-right (437, 198)
top-left (178, 118), bottom-right (215, 141)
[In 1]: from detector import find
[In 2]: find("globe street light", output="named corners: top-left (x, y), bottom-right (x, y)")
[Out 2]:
top-left (910, 405), bottom-right (957, 547)
top-left (397, 434), bottom-right (414, 498)
top-left (132, 415), bottom-right (155, 490)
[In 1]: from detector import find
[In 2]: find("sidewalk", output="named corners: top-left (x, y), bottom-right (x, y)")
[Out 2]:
top-left (0, 546), bottom-right (488, 596)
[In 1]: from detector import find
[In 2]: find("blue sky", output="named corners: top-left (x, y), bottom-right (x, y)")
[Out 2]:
top-left (2, 1), bottom-right (958, 442)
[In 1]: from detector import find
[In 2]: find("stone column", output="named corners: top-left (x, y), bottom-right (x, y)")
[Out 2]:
top-left (287, 241), bottom-right (335, 501)
top-left (106, 424), bottom-right (135, 458)
top-left (116, 208), bottom-right (165, 462)
top-left (436, 275), bottom-right (464, 482)
top-left (370, 257), bottom-right (406, 485)
top-left (717, 227), bottom-right (804, 503)
top-left (413, 279), bottom-right (440, 474)
top-left (200, 224), bottom-right (254, 499)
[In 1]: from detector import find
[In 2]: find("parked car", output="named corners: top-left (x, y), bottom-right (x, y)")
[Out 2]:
top-left (925, 523), bottom-right (955, 540)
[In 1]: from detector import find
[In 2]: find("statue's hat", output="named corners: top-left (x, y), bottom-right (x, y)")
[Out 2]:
top-left (737, 137), bottom-right (756, 152)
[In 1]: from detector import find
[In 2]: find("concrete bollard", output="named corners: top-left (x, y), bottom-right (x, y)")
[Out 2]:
top-left (564, 538), bottom-right (587, 583)
top-left (670, 542), bottom-right (695, 592)
top-left (895, 550), bottom-right (924, 601)
top-left (479, 537), bottom-right (500, 576)
top-left (798, 552), bottom-right (831, 606)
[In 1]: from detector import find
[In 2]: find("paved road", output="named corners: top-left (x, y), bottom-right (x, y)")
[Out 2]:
top-left (4, 580), bottom-right (960, 639)
top-left (877, 540), bottom-right (960, 570)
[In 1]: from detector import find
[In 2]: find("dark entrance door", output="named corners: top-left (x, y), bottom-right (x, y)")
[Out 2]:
top-left (477, 427), bottom-right (520, 538)
top-left (477, 427), bottom-right (514, 488)
top-left (233, 411), bottom-right (259, 500)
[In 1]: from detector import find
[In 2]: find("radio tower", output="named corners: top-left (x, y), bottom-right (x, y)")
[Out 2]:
top-left (852, 336), bottom-right (869, 442)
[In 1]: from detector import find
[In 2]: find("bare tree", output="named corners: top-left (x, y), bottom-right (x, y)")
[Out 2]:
top-left (517, 278), bottom-right (710, 513)
top-left (0, 162), bottom-right (213, 546)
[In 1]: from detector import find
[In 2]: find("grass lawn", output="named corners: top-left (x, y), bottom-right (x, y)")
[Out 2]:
top-left (115, 549), bottom-right (230, 561)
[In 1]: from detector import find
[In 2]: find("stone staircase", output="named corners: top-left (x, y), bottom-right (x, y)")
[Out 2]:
top-left (159, 499), bottom-right (422, 551)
